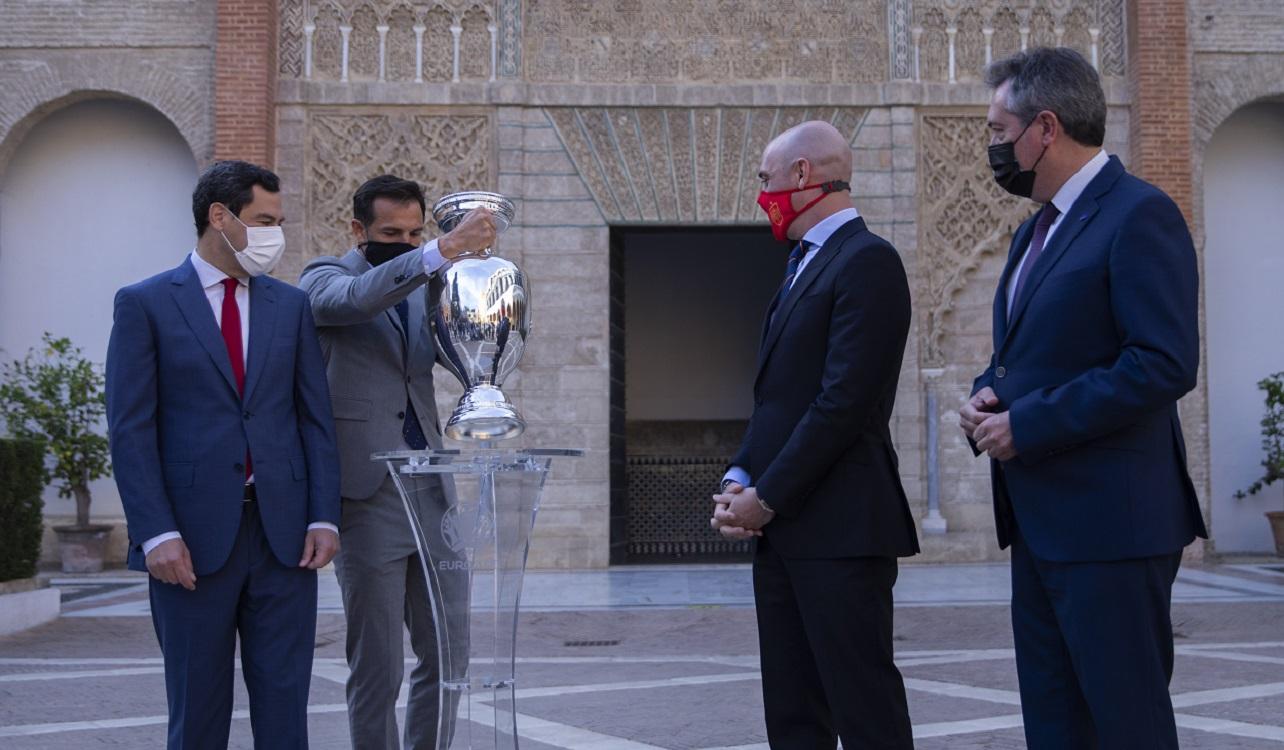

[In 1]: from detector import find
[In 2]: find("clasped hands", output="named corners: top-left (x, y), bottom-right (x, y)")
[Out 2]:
top-left (710, 482), bottom-right (775, 541)
top-left (959, 386), bottom-right (1017, 462)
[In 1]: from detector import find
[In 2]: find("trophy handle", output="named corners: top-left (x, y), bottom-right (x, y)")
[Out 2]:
top-left (447, 248), bottom-right (494, 262)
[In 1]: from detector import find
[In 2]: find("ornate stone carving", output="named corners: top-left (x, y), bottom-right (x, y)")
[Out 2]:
top-left (282, 1), bottom-right (1127, 84)
top-left (1098, 0), bottom-right (1126, 75)
top-left (459, 6), bottom-right (491, 81)
top-left (312, 5), bottom-right (345, 80)
top-left (524, 1), bottom-right (887, 83)
top-left (544, 107), bottom-right (868, 224)
top-left (285, 1), bottom-right (497, 82)
top-left (349, 5), bottom-right (381, 80)
top-left (891, 0), bottom-right (914, 79)
top-left (918, 112), bottom-right (1031, 366)
top-left (304, 110), bottom-right (492, 259)
top-left (908, 1), bottom-right (1127, 81)
top-left (496, 0), bottom-right (521, 78)
top-left (386, 5), bottom-right (418, 81)
top-left (279, 0), bottom-right (305, 77)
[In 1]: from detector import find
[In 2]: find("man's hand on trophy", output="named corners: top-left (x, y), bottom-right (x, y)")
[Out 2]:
top-left (439, 207), bottom-right (498, 260)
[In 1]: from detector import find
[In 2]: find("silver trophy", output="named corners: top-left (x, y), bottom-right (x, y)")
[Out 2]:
top-left (431, 191), bottom-right (528, 441)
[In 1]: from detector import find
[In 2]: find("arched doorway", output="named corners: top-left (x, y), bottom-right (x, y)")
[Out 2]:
top-left (0, 97), bottom-right (199, 523)
top-left (1204, 99), bottom-right (1284, 554)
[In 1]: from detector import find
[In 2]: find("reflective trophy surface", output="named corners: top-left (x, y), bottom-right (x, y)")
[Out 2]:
top-left (431, 192), bottom-right (528, 442)
top-left (374, 190), bottom-right (578, 749)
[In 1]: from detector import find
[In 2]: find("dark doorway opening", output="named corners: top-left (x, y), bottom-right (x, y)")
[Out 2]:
top-left (609, 226), bottom-right (783, 564)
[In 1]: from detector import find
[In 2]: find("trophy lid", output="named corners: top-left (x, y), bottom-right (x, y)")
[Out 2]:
top-left (432, 191), bottom-right (515, 234)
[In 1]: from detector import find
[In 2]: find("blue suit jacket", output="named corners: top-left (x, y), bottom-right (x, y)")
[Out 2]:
top-left (973, 156), bottom-right (1208, 562)
top-left (106, 257), bottom-right (341, 575)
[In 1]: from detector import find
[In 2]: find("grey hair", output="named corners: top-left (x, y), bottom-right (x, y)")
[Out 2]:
top-left (984, 47), bottom-right (1106, 147)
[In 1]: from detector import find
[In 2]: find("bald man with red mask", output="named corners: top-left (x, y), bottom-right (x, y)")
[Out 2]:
top-left (712, 121), bottom-right (919, 749)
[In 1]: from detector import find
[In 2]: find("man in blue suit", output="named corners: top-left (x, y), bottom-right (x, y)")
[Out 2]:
top-left (107, 160), bottom-right (341, 749)
top-left (960, 48), bottom-right (1207, 749)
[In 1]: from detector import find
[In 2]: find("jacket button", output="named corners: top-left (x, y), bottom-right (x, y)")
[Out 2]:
top-left (406, 376), bottom-right (412, 384)
top-left (242, 411), bottom-right (251, 419)
top-left (397, 411), bottom-right (406, 420)
top-left (996, 366), bottom-right (1007, 379)
top-left (233, 462), bottom-right (244, 473)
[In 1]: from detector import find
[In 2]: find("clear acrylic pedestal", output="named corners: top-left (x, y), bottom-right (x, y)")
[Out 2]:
top-left (371, 447), bottom-right (581, 750)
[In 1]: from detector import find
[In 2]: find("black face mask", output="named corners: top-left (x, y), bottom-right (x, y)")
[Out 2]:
top-left (988, 118), bottom-right (1048, 199)
top-left (363, 239), bottom-right (418, 267)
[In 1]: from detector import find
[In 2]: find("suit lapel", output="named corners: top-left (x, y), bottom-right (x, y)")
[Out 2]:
top-left (1001, 156), bottom-right (1125, 347)
top-left (755, 217), bottom-right (866, 382)
top-left (241, 275), bottom-right (277, 404)
top-left (168, 258), bottom-right (239, 395)
top-left (994, 216), bottom-right (1038, 345)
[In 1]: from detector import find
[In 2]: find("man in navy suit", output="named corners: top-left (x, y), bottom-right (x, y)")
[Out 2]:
top-left (960, 48), bottom-right (1207, 749)
top-left (107, 160), bottom-right (341, 749)
top-left (712, 121), bottom-right (918, 749)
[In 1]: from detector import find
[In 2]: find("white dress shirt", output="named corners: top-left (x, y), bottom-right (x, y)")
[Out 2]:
top-left (141, 252), bottom-right (338, 557)
top-left (1005, 149), bottom-right (1109, 314)
top-left (421, 239), bottom-right (446, 273)
top-left (722, 206), bottom-right (863, 490)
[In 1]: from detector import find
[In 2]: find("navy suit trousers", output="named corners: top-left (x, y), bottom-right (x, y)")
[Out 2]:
top-left (1010, 524), bottom-right (1182, 750)
top-left (149, 500), bottom-right (317, 750)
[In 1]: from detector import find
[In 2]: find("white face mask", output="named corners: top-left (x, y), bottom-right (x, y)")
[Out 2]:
top-left (219, 206), bottom-right (285, 277)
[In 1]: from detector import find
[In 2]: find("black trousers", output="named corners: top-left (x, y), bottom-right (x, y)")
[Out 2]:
top-left (753, 537), bottom-right (913, 749)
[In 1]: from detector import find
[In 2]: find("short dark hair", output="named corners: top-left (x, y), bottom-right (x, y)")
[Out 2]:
top-left (985, 47), bottom-right (1107, 147)
top-left (353, 175), bottom-right (426, 227)
top-left (191, 160), bottom-right (280, 237)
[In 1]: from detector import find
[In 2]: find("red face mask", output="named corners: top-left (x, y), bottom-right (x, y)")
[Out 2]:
top-left (756, 180), bottom-right (851, 242)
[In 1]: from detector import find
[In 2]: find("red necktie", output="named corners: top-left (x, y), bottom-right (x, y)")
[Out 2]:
top-left (220, 278), bottom-right (251, 478)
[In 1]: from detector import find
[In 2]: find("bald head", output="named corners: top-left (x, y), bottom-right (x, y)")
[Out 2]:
top-left (756, 120), bottom-right (853, 240)
top-left (762, 121), bottom-right (852, 184)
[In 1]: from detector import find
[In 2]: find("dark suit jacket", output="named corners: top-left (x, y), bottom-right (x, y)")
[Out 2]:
top-left (973, 155), bottom-right (1208, 562)
top-left (106, 257), bottom-right (341, 575)
top-left (732, 217), bottom-right (920, 559)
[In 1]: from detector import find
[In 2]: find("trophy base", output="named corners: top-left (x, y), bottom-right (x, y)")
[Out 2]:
top-left (445, 385), bottom-right (526, 442)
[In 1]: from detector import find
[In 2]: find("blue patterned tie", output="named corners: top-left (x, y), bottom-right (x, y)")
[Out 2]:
top-left (768, 242), bottom-right (808, 329)
top-left (395, 300), bottom-right (429, 450)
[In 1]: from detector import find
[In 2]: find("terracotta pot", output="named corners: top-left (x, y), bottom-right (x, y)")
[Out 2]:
top-left (1267, 511), bottom-right (1284, 557)
top-left (52, 524), bottom-right (113, 574)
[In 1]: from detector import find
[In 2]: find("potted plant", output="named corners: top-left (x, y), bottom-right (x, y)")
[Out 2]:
top-left (0, 333), bottom-right (113, 573)
top-left (1235, 371), bottom-right (1284, 556)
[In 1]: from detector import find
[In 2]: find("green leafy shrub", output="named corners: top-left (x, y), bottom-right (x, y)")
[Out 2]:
top-left (1236, 371), bottom-right (1284, 499)
top-left (0, 439), bottom-right (45, 581)
top-left (0, 333), bottom-right (111, 527)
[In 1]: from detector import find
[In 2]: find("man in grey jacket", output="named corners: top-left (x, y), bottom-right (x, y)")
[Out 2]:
top-left (300, 175), bottom-right (494, 749)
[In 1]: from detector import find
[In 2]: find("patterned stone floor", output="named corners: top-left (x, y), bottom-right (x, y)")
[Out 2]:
top-left (2, 562), bottom-right (1284, 748)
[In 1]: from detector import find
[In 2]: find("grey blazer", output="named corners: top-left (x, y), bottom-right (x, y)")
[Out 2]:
top-left (300, 248), bottom-right (445, 500)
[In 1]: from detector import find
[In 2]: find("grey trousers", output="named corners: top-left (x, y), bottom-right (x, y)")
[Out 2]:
top-left (334, 474), bottom-right (445, 750)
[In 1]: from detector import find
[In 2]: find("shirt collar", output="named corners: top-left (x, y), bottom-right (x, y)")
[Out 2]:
top-left (189, 250), bottom-right (246, 289)
top-left (1049, 149), bottom-right (1109, 217)
top-left (801, 207), bottom-right (861, 251)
